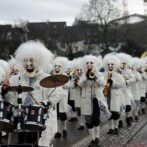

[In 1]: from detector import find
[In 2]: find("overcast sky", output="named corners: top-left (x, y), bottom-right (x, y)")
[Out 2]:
top-left (0, 0), bottom-right (88, 26)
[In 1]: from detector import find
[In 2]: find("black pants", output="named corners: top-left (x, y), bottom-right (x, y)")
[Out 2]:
top-left (109, 111), bottom-right (120, 120)
top-left (57, 103), bottom-right (67, 121)
top-left (85, 98), bottom-right (100, 128)
top-left (68, 100), bottom-right (76, 111)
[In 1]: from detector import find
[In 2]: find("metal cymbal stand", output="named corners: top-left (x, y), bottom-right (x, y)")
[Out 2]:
top-left (16, 85), bottom-right (24, 131)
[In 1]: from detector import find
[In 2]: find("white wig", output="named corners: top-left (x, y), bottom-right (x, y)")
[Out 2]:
top-left (53, 56), bottom-right (69, 73)
top-left (15, 40), bottom-right (54, 70)
top-left (82, 55), bottom-right (102, 71)
top-left (117, 53), bottom-right (133, 66)
top-left (8, 56), bottom-right (23, 73)
top-left (70, 57), bottom-right (83, 71)
top-left (143, 57), bottom-right (147, 68)
top-left (0, 60), bottom-right (10, 78)
top-left (0, 66), bottom-right (7, 82)
top-left (132, 57), bottom-right (141, 70)
top-left (103, 54), bottom-right (120, 71)
top-left (138, 58), bottom-right (146, 69)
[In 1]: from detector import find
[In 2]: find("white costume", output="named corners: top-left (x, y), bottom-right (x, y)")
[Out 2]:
top-left (51, 56), bottom-right (70, 139)
top-left (103, 54), bottom-right (125, 134)
top-left (78, 56), bottom-right (105, 115)
top-left (78, 55), bottom-right (105, 146)
top-left (131, 58), bottom-right (142, 119)
top-left (117, 53), bottom-right (136, 127)
top-left (2, 41), bottom-right (59, 147)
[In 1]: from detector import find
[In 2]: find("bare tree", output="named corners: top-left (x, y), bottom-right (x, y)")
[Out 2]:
top-left (12, 19), bottom-right (29, 41)
top-left (77, 0), bottom-right (121, 54)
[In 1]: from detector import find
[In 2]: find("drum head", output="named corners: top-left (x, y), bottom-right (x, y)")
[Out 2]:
top-left (24, 124), bottom-right (46, 132)
top-left (0, 121), bottom-right (14, 132)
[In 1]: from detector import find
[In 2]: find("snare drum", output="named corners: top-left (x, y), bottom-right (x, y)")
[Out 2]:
top-left (0, 100), bottom-right (14, 132)
top-left (24, 105), bottom-right (47, 131)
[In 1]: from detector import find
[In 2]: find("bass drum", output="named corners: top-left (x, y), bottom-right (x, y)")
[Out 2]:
top-left (0, 100), bottom-right (14, 132)
top-left (24, 105), bottom-right (47, 132)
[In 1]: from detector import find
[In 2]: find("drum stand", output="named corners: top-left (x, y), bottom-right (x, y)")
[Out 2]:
top-left (17, 94), bottom-right (23, 130)
top-left (16, 85), bottom-right (24, 131)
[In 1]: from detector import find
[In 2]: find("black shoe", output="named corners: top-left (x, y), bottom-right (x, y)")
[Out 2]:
top-left (78, 126), bottom-right (85, 130)
top-left (54, 132), bottom-right (61, 139)
top-left (126, 117), bottom-right (131, 127)
top-left (114, 128), bottom-right (118, 135)
top-left (142, 108), bottom-right (146, 114)
top-left (95, 138), bottom-right (100, 146)
top-left (63, 130), bottom-right (67, 138)
top-left (135, 115), bottom-right (139, 121)
top-left (88, 140), bottom-right (95, 147)
top-left (118, 120), bottom-right (123, 129)
top-left (107, 129), bottom-right (114, 135)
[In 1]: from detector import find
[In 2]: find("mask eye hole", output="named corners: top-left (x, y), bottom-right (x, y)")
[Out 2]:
top-left (86, 62), bottom-right (93, 65)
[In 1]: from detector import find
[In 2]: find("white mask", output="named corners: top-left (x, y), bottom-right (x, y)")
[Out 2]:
top-left (107, 63), bottom-right (114, 71)
top-left (23, 57), bottom-right (38, 78)
top-left (86, 61), bottom-right (94, 70)
top-left (53, 65), bottom-right (62, 74)
top-left (120, 62), bottom-right (127, 70)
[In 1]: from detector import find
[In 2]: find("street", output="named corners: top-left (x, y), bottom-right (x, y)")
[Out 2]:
top-left (54, 113), bottom-right (147, 147)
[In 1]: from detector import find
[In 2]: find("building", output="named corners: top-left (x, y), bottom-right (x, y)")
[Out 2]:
top-left (121, 0), bottom-right (145, 16)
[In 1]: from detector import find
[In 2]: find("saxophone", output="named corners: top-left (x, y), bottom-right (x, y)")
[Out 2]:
top-left (103, 71), bottom-right (112, 97)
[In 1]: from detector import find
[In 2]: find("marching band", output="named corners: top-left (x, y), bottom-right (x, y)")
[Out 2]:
top-left (0, 40), bottom-right (146, 147)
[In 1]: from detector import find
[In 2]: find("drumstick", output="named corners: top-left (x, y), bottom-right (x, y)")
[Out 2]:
top-left (27, 91), bottom-right (39, 105)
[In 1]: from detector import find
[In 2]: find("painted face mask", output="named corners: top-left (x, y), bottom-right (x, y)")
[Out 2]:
top-left (53, 65), bottom-right (62, 74)
top-left (107, 63), bottom-right (114, 71)
top-left (76, 69), bottom-right (83, 76)
top-left (86, 61), bottom-right (94, 70)
top-left (23, 57), bottom-right (38, 78)
top-left (120, 62), bottom-right (127, 70)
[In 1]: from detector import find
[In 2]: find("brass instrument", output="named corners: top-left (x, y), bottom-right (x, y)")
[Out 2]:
top-left (86, 70), bottom-right (96, 80)
top-left (103, 71), bottom-right (112, 97)
top-left (68, 69), bottom-right (75, 76)
top-left (89, 71), bottom-right (95, 79)
top-left (117, 67), bottom-right (122, 74)
top-left (74, 75), bottom-right (80, 86)
top-left (67, 69), bottom-right (75, 79)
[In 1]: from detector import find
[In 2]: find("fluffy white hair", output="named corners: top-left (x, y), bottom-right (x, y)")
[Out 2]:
top-left (139, 58), bottom-right (146, 69)
top-left (132, 57), bottom-right (141, 70)
top-left (117, 53), bottom-right (133, 66)
top-left (144, 57), bottom-right (147, 68)
top-left (82, 55), bottom-right (102, 71)
top-left (53, 56), bottom-right (69, 73)
top-left (15, 40), bottom-right (54, 70)
top-left (103, 54), bottom-right (120, 71)
top-left (70, 57), bottom-right (83, 71)
top-left (0, 66), bottom-right (6, 82)
top-left (8, 56), bottom-right (23, 73)
top-left (0, 60), bottom-right (10, 78)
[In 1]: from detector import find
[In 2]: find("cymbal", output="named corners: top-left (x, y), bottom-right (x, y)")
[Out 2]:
top-left (40, 74), bottom-right (69, 88)
top-left (8, 85), bottom-right (34, 93)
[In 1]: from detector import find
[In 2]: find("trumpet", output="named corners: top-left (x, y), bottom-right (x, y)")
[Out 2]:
top-left (117, 67), bottom-right (122, 74)
top-left (74, 75), bottom-right (80, 86)
top-left (67, 69), bottom-right (75, 77)
top-left (89, 71), bottom-right (95, 79)
top-left (66, 69), bottom-right (75, 80)
top-left (86, 70), bottom-right (96, 80)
